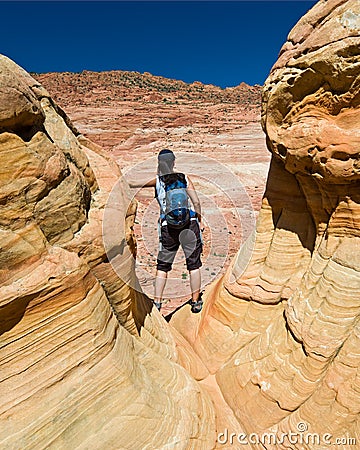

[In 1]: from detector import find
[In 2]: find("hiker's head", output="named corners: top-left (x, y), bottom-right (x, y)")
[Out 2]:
top-left (157, 149), bottom-right (175, 175)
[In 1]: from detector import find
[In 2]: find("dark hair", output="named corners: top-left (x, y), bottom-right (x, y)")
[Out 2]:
top-left (161, 172), bottom-right (186, 186)
top-left (158, 149), bottom-right (175, 160)
top-left (157, 149), bottom-right (175, 176)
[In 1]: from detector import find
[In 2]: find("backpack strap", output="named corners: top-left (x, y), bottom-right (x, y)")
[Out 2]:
top-left (155, 175), bottom-right (166, 214)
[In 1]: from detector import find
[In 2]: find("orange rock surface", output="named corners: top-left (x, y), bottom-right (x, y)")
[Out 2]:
top-left (172, 0), bottom-right (360, 446)
top-left (0, 55), bottom-right (215, 449)
top-left (1, 0), bottom-right (359, 448)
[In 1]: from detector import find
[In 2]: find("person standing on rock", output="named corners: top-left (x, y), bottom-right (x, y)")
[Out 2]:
top-left (128, 149), bottom-right (203, 313)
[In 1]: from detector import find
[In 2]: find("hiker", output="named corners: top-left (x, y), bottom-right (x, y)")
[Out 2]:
top-left (128, 149), bottom-right (203, 313)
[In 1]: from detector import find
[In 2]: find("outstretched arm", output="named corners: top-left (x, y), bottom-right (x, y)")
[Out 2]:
top-left (187, 177), bottom-right (201, 223)
top-left (127, 178), bottom-right (156, 189)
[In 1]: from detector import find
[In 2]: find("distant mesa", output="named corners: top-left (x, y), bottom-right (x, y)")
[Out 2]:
top-left (34, 69), bottom-right (262, 109)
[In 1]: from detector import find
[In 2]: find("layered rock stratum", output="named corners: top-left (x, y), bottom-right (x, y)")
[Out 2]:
top-left (0, 55), bottom-right (216, 448)
top-left (1, 0), bottom-right (360, 449)
top-left (172, 0), bottom-right (360, 447)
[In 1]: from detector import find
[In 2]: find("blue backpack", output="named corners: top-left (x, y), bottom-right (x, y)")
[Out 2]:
top-left (162, 174), bottom-right (190, 228)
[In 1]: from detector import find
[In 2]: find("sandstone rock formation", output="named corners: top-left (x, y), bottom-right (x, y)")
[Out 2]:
top-left (1, 0), bottom-right (360, 448)
top-left (34, 70), bottom-right (261, 109)
top-left (171, 0), bottom-right (360, 447)
top-left (0, 55), bottom-right (215, 449)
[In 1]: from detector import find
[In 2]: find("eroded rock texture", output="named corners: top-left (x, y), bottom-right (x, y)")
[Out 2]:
top-left (173, 0), bottom-right (360, 447)
top-left (1, 0), bottom-right (360, 448)
top-left (0, 55), bottom-right (215, 449)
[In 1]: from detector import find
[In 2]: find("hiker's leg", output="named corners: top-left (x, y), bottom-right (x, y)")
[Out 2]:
top-left (181, 220), bottom-right (203, 278)
top-left (154, 270), bottom-right (168, 302)
top-left (189, 268), bottom-right (201, 302)
top-left (155, 224), bottom-right (179, 308)
top-left (180, 219), bottom-right (203, 312)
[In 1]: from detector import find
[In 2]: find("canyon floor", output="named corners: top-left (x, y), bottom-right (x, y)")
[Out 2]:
top-left (36, 71), bottom-right (271, 315)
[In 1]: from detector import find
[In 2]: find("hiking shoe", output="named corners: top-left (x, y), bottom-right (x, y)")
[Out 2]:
top-left (190, 293), bottom-right (203, 314)
top-left (153, 301), bottom-right (162, 311)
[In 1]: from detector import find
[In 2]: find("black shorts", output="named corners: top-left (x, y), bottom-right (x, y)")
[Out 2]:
top-left (157, 219), bottom-right (203, 273)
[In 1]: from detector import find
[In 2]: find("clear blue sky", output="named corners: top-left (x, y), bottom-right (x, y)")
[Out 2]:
top-left (1, 1), bottom-right (317, 87)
